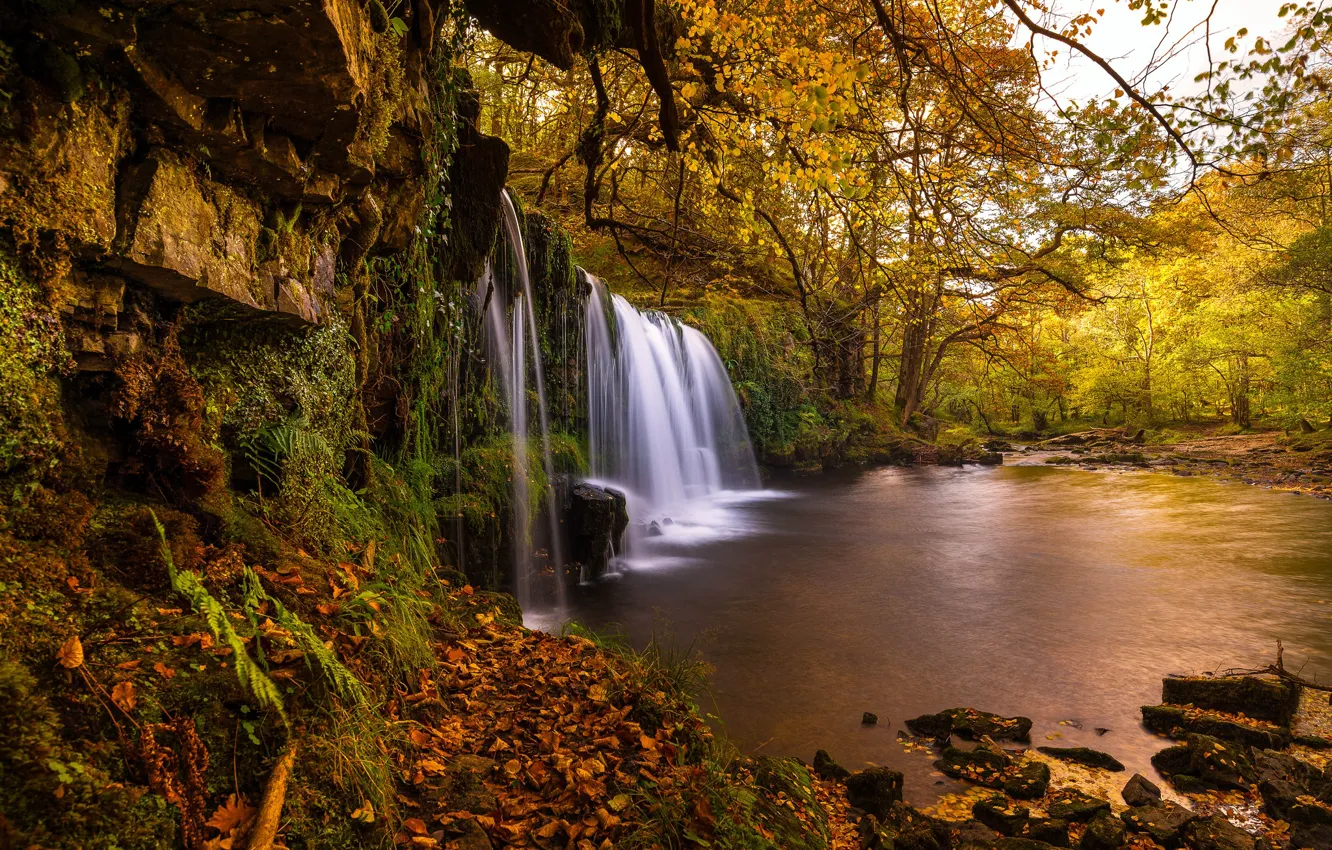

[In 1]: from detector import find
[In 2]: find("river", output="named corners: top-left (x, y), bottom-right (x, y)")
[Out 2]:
top-left (553, 464), bottom-right (1332, 802)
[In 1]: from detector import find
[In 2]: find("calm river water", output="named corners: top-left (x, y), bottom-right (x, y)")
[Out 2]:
top-left (554, 464), bottom-right (1332, 802)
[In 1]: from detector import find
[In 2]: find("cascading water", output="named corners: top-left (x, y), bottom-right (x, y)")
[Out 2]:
top-left (584, 272), bottom-right (760, 559)
top-left (475, 191), bottom-right (567, 614)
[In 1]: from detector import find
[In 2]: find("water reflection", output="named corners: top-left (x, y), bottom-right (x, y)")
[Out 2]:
top-left (558, 465), bottom-right (1332, 802)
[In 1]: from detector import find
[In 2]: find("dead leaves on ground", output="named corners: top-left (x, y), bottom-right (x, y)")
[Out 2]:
top-left (389, 598), bottom-right (716, 849)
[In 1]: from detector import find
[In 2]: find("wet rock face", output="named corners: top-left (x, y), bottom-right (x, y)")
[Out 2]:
top-left (1160, 675), bottom-right (1301, 726)
top-left (567, 483), bottom-right (628, 580)
top-left (846, 766), bottom-right (904, 819)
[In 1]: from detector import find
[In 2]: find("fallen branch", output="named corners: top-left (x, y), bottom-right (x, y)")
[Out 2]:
top-left (248, 742), bottom-right (298, 850)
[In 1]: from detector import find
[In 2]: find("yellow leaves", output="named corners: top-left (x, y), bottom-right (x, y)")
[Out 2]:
top-left (57, 635), bottom-right (83, 669)
top-left (350, 800), bottom-right (375, 824)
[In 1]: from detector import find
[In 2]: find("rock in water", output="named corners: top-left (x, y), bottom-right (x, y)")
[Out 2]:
top-left (1003, 760), bottom-right (1051, 800)
top-left (935, 745), bottom-right (1011, 787)
top-left (845, 767), bottom-right (904, 819)
top-left (1119, 803), bottom-right (1198, 845)
top-left (1045, 791), bottom-right (1110, 823)
top-left (906, 707), bottom-right (1033, 742)
top-left (646, 520), bottom-right (663, 537)
top-left (812, 749), bottom-right (849, 781)
top-left (1080, 811), bottom-right (1127, 850)
top-left (1160, 675), bottom-right (1301, 725)
top-left (568, 483), bottom-right (629, 580)
top-left (1017, 818), bottom-right (1069, 847)
top-left (1185, 733), bottom-right (1256, 789)
top-left (1035, 746), bottom-right (1124, 772)
top-left (1181, 815), bottom-right (1256, 850)
top-left (973, 797), bottom-right (1031, 836)
top-left (862, 712), bottom-right (878, 725)
top-left (1120, 773), bottom-right (1161, 807)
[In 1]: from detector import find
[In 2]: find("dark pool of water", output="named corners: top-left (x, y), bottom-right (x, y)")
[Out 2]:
top-left (554, 464), bottom-right (1332, 802)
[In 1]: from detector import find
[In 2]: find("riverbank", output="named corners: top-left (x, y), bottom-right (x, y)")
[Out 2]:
top-left (1009, 427), bottom-right (1332, 499)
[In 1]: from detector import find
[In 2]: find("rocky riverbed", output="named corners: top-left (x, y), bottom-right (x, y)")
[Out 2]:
top-left (1004, 429), bottom-right (1332, 500)
top-left (810, 673), bottom-right (1332, 850)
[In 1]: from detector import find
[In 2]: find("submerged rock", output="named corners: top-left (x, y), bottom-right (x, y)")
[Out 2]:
top-left (1035, 746), bottom-right (1124, 772)
top-left (863, 712), bottom-right (879, 725)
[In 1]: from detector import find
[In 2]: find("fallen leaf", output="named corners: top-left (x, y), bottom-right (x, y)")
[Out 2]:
top-left (112, 680), bottom-right (136, 712)
top-left (57, 636), bottom-right (84, 669)
top-left (153, 662), bottom-right (176, 680)
top-left (116, 660), bottom-right (142, 670)
top-left (205, 794), bottom-right (256, 835)
top-left (403, 817), bottom-right (428, 835)
top-left (350, 800), bottom-right (375, 824)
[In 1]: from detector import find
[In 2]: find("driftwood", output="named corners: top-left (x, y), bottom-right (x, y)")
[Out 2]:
top-left (248, 743), bottom-right (298, 850)
top-left (1225, 640), bottom-right (1332, 693)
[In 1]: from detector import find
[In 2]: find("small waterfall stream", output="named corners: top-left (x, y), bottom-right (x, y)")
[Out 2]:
top-left (584, 273), bottom-right (760, 557)
top-left (476, 191), bottom-right (568, 613)
top-left (476, 195), bottom-right (763, 615)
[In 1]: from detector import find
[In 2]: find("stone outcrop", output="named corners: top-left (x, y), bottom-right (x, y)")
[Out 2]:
top-left (567, 482), bottom-right (629, 580)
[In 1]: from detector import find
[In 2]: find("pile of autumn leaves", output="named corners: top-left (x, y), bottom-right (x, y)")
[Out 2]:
top-left (400, 587), bottom-right (722, 849)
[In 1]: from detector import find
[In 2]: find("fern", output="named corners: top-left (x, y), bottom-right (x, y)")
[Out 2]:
top-left (152, 512), bottom-right (286, 719)
top-left (242, 569), bottom-right (368, 706)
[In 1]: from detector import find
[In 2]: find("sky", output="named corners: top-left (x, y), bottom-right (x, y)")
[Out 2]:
top-left (1023, 0), bottom-right (1295, 105)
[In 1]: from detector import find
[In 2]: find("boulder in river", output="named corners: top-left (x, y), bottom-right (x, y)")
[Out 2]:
top-left (1016, 817), bottom-right (1069, 847)
top-left (1080, 810), bottom-right (1127, 850)
top-left (973, 796), bottom-right (1031, 836)
top-left (1290, 799), bottom-right (1332, 850)
top-left (1119, 802), bottom-right (1197, 846)
top-left (906, 707), bottom-right (1032, 742)
top-left (646, 520), bottom-right (663, 537)
top-left (1185, 733), bottom-right (1256, 790)
top-left (812, 749), bottom-right (850, 781)
top-left (846, 766), bottom-right (904, 818)
top-left (863, 712), bottom-right (879, 725)
top-left (1180, 815), bottom-right (1256, 850)
top-left (935, 744), bottom-right (1011, 787)
top-left (1140, 703), bottom-right (1290, 750)
top-left (567, 483), bottom-right (628, 580)
top-left (1003, 760), bottom-right (1051, 800)
top-left (1121, 774), bottom-right (1161, 807)
top-left (1045, 790), bottom-right (1110, 823)
top-left (1035, 746), bottom-right (1124, 772)
top-left (1160, 674), bottom-right (1301, 726)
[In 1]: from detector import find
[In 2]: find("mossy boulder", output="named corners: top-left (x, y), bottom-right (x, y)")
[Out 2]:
top-left (1160, 674), bottom-right (1300, 726)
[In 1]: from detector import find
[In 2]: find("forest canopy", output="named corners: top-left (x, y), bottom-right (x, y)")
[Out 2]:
top-left (466, 0), bottom-right (1332, 435)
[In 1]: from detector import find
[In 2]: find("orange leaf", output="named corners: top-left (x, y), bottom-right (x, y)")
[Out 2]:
top-left (205, 794), bottom-right (256, 835)
top-left (57, 635), bottom-right (84, 669)
top-left (403, 817), bottom-right (428, 836)
top-left (153, 662), bottom-right (176, 680)
top-left (111, 680), bottom-right (136, 712)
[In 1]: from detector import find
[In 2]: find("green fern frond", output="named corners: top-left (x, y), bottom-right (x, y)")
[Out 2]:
top-left (152, 511), bottom-right (286, 720)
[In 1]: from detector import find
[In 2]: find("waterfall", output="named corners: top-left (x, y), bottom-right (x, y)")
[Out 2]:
top-left (475, 191), bottom-right (567, 613)
top-left (584, 272), bottom-right (760, 553)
